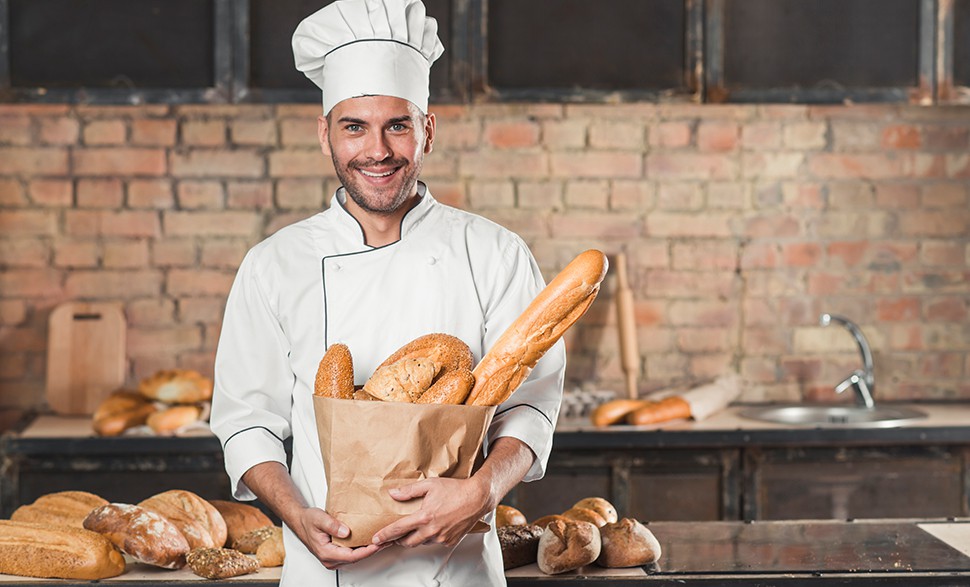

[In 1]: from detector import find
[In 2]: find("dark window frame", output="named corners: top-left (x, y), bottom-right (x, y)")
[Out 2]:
top-left (938, 0), bottom-right (970, 103)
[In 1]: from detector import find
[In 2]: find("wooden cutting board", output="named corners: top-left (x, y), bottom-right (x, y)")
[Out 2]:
top-left (46, 302), bottom-right (127, 416)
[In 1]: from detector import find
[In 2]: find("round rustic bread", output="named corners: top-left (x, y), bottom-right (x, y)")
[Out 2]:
top-left (537, 519), bottom-right (601, 575)
top-left (561, 506), bottom-right (607, 528)
top-left (572, 497), bottom-right (618, 524)
top-left (495, 504), bottom-right (527, 528)
top-left (139, 369), bottom-right (213, 404)
top-left (83, 503), bottom-right (190, 569)
top-left (209, 500), bottom-right (274, 548)
top-left (138, 490), bottom-right (227, 549)
top-left (596, 518), bottom-right (662, 568)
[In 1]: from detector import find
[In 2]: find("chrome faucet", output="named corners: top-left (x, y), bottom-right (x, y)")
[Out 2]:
top-left (819, 313), bottom-right (875, 409)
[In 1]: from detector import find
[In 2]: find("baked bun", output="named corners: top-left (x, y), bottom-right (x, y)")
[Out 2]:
top-left (209, 500), bottom-right (274, 548)
top-left (92, 389), bottom-right (158, 436)
top-left (596, 518), bottom-right (662, 567)
top-left (531, 514), bottom-right (570, 529)
top-left (314, 343), bottom-right (355, 399)
top-left (561, 506), bottom-right (607, 528)
top-left (362, 357), bottom-right (438, 402)
top-left (11, 490), bottom-right (108, 528)
top-left (147, 404), bottom-right (203, 434)
top-left (537, 519), bottom-right (602, 575)
top-left (83, 503), bottom-right (190, 569)
top-left (255, 527), bottom-right (285, 567)
top-left (498, 524), bottom-right (544, 570)
top-left (495, 504), bottom-right (527, 528)
top-left (186, 547), bottom-right (259, 579)
top-left (138, 490), bottom-right (227, 549)
top-left (139, 369), bottom-right (213, 403)
top-left (572, 497), bottom-right (618, 524)
top-left (468, 250), bottom-right (608, 406)
top-left (375, 333), bottom-right (473, 378)
top-left (0, 520), bottom-right (125, 580)
top-left (232, 525), bottom-right (278, 554)
top-left (416, 368), bottom-right (475, 404)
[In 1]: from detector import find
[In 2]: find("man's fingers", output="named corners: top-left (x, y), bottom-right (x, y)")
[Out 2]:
top-left (371, 512), bottom-right (429, 545)
top-left (305, 508), bottom-right (350, 539)
top-left (388, 480), bottom-right (431, 502)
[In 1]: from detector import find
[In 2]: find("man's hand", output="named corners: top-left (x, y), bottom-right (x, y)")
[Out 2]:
top-left (295, 507), bottom-right (385, 570)
top-left (371, 476), bottom-right (490, 548)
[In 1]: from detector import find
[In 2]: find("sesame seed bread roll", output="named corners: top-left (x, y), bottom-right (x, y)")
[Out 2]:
top-left (314, 343), bottom-right (355, 399)
top-left (467, 250), bottom-right (608, 407)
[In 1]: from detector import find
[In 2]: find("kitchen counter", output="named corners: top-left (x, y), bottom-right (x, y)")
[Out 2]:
top-left (4, 519), bottom-right (970, 586)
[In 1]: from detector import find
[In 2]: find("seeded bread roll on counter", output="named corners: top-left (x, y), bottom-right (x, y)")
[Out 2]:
top-left (186, 547), bottom-right (259, 579)
top-left (209, 499), bottom-right (274, 548)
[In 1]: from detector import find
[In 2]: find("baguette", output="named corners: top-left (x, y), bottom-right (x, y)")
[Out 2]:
top-left (626, 396), bottom-right (691, 426)
top-left (467, 250), bottom-right (608, 407)
top-left (0, 520), bottom-right (125, 580)
top-left (590, 399), bottom-right (649, 427)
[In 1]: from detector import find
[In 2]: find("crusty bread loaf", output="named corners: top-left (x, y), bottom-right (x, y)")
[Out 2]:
top-left (11, 490), bottom-right (108, 528)
top-left (596, 518), bottom-right (662, 567)
top-left (139, 369), bottom-right (213, 403)
top-left (138, 490), bottom-right (227, 549)
top-left (531, 514), bottom-right (570, 529)
top-left (186, 547), bottom-right (259, 579)
top-left (232, 525), bottom-right (278, 554)
top-left (0, 520), bottom-right (125, 580)
top-left (561, 506), bottom-right (607, 528)
top-left (537, 519), bottom-right (602, 575)
top-left (416, 368), bottom-right (475, 404)
top-left (209, 500), bottom-right (274, 548)
top-left (314, 343), bottom-right (355, 399)
top-left (495, 504), bottom-right (527, 528)
top-left (626, 396), bottom-right (691, 426)
top-left (254, 526), bottom-right (285, 567)
top-left (92, 389), bottom-right (158, 436)
top-left (83, 503), bottom-right (190, 569)
top-left (498, 524), bottom-right (544, 570)
top-left (591, 399), bottom-right (649, 427)
top-left (572, 497), bottom-right (618, 524)
top-left (147, 404), bottom-right (203, 434)
top-left (362, 357), bottom-right (438, 402)
top-left (467, 250), bottom-right (608, 406)
top-left (374, 333), bottom-right (473, 377)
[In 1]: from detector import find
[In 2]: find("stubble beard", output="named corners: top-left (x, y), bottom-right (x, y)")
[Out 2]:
top-left (333, 152), bottom-right (425, 215)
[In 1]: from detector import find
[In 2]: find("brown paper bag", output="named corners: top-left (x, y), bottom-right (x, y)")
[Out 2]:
top-left (313, 396), bottom-right (496, 547)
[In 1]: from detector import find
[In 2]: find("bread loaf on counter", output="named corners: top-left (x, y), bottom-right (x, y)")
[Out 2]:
top-left (498, 524), bottom-right (544, 570)
top-left (495, 504), bottom-right (527, 528)
top-left (232, 525), bottom-right (279, 554)
top-left (596, 518), bottom-right (662, 567)
top-left (186, 547), bottom-right (259, 579)
top-left (0, 520), bottom-right (126, 580)
top-left (10, 490), bottom-right (108, 529)
top-left (537, 519), bottom-right (602, 575)
top-left (83, 503), bottom-right (190, 569)
top-left (139, 490), bottom-right (227, 549)
top-left (209, 500), bottom-right (274, 548)
top-left (254, 527), bottom-right (285, 567)
top-left (92, 389), bottom-right (158, 436)
top-left (139, 369), bottom-right (213, 404)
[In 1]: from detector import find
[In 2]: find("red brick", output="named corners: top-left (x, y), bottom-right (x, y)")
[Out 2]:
top-left (201, 240), bottom-right (248, 268)
top-left (649, 122), bottom-right (691, 148)
top-left (265, 211), bottom-right (316, 237)
top-left (647, 211), bottom-right (733, 238)
top-left (739, 243), bottom-right (779, 269)
top-left (479, 104), bottom-right (564, 119)
top-left (0, 210), bottom-right (56, 235)
top-left (780, 182), bottom-right (824, 208)
top-left (0, 300), bottom-right (28, 325)
top-left (899, 211), bottom-right (968, 237)
top-left (611, 180), bottom-right (654, 211)
top-left (564, 180), bottom-right (609, 210)
top-left (127, 326), bottom-right (203, 355)
top-left (741, 153), bottom-right (804, 179)
top-left (669, 300), bottom-right (736, 327)
top-left (180, 297), bottom-right (226, 322)
top-left (429, 181), bottom-right (466, 209)
top-left (0, 104), bottom-right (69, 116)
top-left (182, 120), bottom-right (226, 146)
top-left (926, 297), bottom-right (968, 322)
top-left (876, 298), bottom-right (920, 321)
top-left (744, 327), bottom-right (792, 355)
top-left (83, 120), bottom-right (127, 145)
top-left (173, 150), bottom-right (265, 178)
top-left (0, 116), bottom-right (32, 145)
top-left (167, 269), bottom-right (235, 296)
top-left (434, 119), bottom-right (482, 151)
top-left (0, 179), bottom-right (26, 207)
top-left (517, 181), bottom-right (562, 209)
top-left (0, 327), bottom-right (46, 353)
top-left (540, 120), bottom-right (586, 149)
top-left (266, 150), bottom-right (326, 178)
top-left (782, 242), bottom-right (822, 267)
top-left (76, 105), bottom-right (168, 118)
top-left (946, 154), bottom-right (970, 178)
top-left (660, 104), bottom-right (753, 121)
top-left (484, 121), bottom-right (540, 149)
top-left (922, 183), bottom-right (968, 207)
top-left (28, 180), bottom-right (72, 207)
top-left (470, 209), bottom-right (545, 241)
top-left (741, 357), bottom-right (778, 383)
top-left (882, 125), bottom-right (921, 149)
top-left (103, 240), bottom-right (150, 268)
top-left (128, 179), bottom-right (175, 209)
top-left (163, 211), bottom-right (261, 237)
top-left (53, 240), bottom-right (100, 268)
top-left (77, 178), bottom-right (124, 208)
top-left (672, 241), bottom-right (737, 270)
top-left (233, 119), bottom-right (279, 146)
top-left (827, 241), bottom-right (868, 267)
top-left (39, 117), bottom-right (79, 145)
top-left (588, 121), bottom-right (644, 150)
top-left (420, 152), bottom-right (457, 178)
top-left (549, 212), bottom-right (641, 240)
top-left (276, 179), bottom-right (325, 209)
top-left (657, 183), bottom-right (703, 210)
top-left (697, 122), bottom-right (739, 152)
top-left (829, 122), bottom-right (882, 150)
top-left (678, 327), bottom-right (731, 352)
top-left (646, 153), bottom-right (737, 180)
top-left (459, 151), bottom-right (548, 179)
top-left (0, 269), bottom-right (63, 297)
top-left (65, 270), bottom-right (163, 298)
top-left (177, 104), bottom-right (271, 118)
top-left (177, 181), bottom-right (224, 209)
top-left (73, 148), bottom-right (167, 176)
top-left (743, 214), bottom-right (800, 238)
top-left (0, 239), bottom-right (49, 268)
top-left (126, 298), bottom-right (176, 326)
top-left (131, 119), bottom-right (177, 146)
top-left (921, 240), bottom-right (965, 265)
top-left (909, 154), bottom-right (946, 178)
top-left (643, 269), bottom-right (737, 298)
top-left (783, 122), bottom-right (827, 150)
top-left (228, 181), bottom-right (274, 209)
top-left (0, 148), bottom-right (69, 175)
top-left (874, 183), bottom-right (920, 208)
top-left (922, 126), bottom-right (969, 151)
top-left (152, 239), bottom-right (197, 267)
top-left (811, 153), bottom-right (909, 179)
top-left (65, 210), bottom-right (159, 238)
top-left (467, 181), bottom-right (514, 209)
top-left (646, 352), bottom-right (690, 381)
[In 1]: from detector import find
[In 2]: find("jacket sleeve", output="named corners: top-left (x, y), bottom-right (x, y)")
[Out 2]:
top-left (210, 249), bottom-right (294, 500)
top-left (480, 238), bottom-right (565, 482)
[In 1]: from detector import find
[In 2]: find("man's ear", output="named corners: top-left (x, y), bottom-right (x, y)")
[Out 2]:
top-left (318, 115), bottom-right (331, 156)
top-left (424, 112), bottom-right (436, 155)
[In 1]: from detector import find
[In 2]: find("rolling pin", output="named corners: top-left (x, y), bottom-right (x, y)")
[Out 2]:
top-left (615, 252), bottom-right (639, 399)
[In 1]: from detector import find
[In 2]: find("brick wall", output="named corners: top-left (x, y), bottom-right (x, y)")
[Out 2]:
top-left (0, 102), bottom-right (968, 409)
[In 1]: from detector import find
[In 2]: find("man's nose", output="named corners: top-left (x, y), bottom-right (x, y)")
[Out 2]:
top-left (363, 131), bottom-right (392, 161)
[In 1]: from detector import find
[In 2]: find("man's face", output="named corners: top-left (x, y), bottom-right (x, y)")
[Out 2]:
top-left (318, 95), bottom-right (435, 215)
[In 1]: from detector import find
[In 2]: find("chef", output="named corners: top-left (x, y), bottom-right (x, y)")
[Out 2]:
top-left (209, 0), bottom-right (565, 585)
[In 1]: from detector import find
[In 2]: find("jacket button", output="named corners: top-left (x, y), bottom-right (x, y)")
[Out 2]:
top-left (427, 256), bottom-right (437, 265)
top-left (431, 581), bottom-right (440, 587)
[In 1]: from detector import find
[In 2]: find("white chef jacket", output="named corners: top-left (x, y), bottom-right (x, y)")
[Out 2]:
top-left (210, 183), bottom-right (565, 587)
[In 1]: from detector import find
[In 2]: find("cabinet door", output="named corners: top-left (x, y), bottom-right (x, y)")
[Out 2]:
top-left (745, 446), bottom-right (967, 520)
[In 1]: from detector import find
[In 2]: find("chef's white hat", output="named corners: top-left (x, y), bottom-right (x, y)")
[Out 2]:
top-left (292, 0), bottom-right (444, 114)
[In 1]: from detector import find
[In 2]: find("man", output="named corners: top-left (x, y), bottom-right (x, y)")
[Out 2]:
top-left (209, 0), bottom-right (565, 584)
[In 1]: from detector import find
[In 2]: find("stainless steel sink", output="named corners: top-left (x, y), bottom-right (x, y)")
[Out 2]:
top-left (739, 404), bottom-right (927, 428)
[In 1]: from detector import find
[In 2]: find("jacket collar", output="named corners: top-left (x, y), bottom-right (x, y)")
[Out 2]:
top-left (330, 181), bottom-right (436, 247)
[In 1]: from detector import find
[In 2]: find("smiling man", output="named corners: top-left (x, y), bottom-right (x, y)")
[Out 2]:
top-left (209, 0), bottom-right (566, 586)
